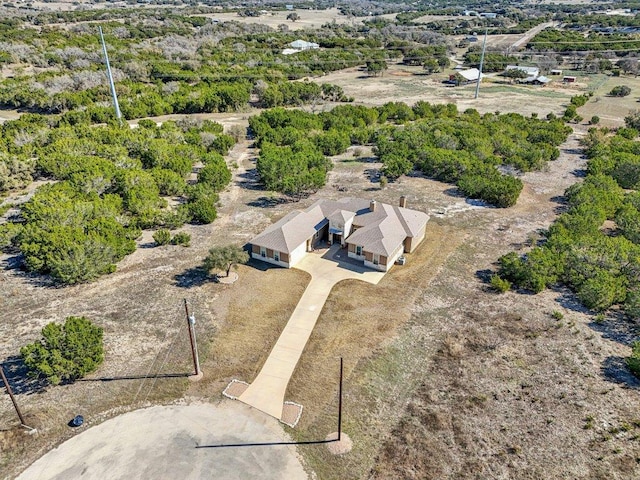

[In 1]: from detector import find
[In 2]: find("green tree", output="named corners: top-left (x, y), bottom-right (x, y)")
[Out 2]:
top-left (20, 316), bottom-right (104, 385)
top-left (627, 341), bottom-right (640, 378)
top-left (609, 85), bottom-right (631, 97)
top-left (503, 68), bottom-right (528, 82)
top-left (366, 60), bottom-right (387, 77)
top-left (203, 245), bottom-right (249, 277)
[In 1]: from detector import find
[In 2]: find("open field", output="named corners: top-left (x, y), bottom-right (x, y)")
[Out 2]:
top-left (309, 63), bottom-right (578, 118)
top-left (1, 62), bottom-right (640, 480)
top-left (195, 8), bottom-right (373, 31)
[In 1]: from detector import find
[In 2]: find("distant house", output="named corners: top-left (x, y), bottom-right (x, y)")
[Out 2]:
top-left (505, 65), bottom-right (540, 78)
top-left (249, 197), bottom-right (429, 272)
top-left (285, 4), bottom-right (294, 10)
top-left (521, 75), bottom-right (551, 86)
top-left (550, 69), bottom-right (563, 76)
top-left (289, 40), bottom-right (319, 50)
top-left (563, 76), bottom-right (577, 83)
top-left (479, 12), bottom-right (498, 19)
top-left (450, 68), bottom-right (483, 85)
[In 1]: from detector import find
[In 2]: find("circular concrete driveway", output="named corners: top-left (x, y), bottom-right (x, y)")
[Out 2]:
top-left (17, 402), bottom-right (309, 480)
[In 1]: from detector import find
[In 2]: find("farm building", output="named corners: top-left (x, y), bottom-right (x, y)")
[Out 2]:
top-left (450, 68), bottom-right (483, 85)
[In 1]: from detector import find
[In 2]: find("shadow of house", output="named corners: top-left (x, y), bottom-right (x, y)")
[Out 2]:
top-left (2, 356), bottom-right (48, 395)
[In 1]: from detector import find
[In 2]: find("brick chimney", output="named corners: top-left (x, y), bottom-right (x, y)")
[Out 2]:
top-left (399, 195), bottom-right (407, 208)
top-left (369, 200), bottom-right (377, 212)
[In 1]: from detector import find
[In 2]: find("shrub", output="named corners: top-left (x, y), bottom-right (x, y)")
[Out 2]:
top-left (609, 85), bottom-right (631, 97)
top-left (627, 341), bottom-right (640, 378)
top-left (170, 232), bottom-right (191, 247)
top-left (590, 115), bottom-right (600, 125)
top-left (20, 316), bottom-right (104, 385)
top-left (490, 274), bottom-right (511, 293)
top-left (153, 229), bottom-right (171, 246)
top-left (551, 310), bottom-right (564, 320)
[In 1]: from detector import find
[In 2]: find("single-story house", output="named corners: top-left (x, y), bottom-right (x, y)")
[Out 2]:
top-left (289, 40), bottom-right (319, 50)
top-left (250, 197), bottom-right (429, 272)
top-left (521, 75), bottom-right (551, 86)
top-left (505, 65), bottom-right (540, 78)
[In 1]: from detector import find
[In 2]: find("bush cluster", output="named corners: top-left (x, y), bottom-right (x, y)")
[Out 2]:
top-left (0, 114), bottom-right (232, 283)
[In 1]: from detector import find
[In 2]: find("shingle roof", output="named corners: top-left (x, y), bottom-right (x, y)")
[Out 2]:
top-left (250, 206), bottom-right (327, 254)
top-left (250, 197), bottom-right (429, 257)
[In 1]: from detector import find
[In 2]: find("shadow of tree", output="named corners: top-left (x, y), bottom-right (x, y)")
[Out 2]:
top-left (174, 266), bottom-right (211, 288)
top-left (236, 170), bottom-right (262, 191)
top-left (588, 312), bottom-right (639, 347)
top-left (443, 187), bottom-right (464, 198)
top-left (554, 289), bottom-right (593, 314)
top-left (2, 356), bottom-right (48, 395)
top-left (2, 255), bottom-right (58, 288)
top-left (246, 196), bottom-right (294, 208)
top-left (601, 356), bottom-right (640, 389)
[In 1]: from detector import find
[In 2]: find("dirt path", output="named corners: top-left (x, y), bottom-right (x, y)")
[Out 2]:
top-left (510, 21), bottom-right (557, 50)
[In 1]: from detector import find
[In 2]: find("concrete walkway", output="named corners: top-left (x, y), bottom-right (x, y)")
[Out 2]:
top-left (238, 245), bottom-right (385, 420)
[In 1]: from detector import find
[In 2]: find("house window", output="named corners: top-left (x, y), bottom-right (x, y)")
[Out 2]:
top-left (356, 245), bottom-right (362, 256)
top-left (274, 251), bottom-right (280, 262)
top-left (373, 254), bottom-right (379, 265)
top-left (260, 247), bottom-right (266, 257)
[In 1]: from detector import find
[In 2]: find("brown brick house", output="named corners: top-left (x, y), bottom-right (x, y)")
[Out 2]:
top-left (250, 196), bottom-right (429, 271)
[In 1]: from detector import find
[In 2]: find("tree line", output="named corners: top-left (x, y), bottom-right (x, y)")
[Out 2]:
top-left (496, 124), bottom-right (640, 319)
top-left (248, 102), bottom-right (571, 207)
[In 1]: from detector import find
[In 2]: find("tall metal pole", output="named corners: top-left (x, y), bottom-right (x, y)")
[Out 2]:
top-left (474, 29), bottom-right (488, 99)
top-left (338, 357), bottom-right (343, 441)
top-left (99, 26), bottom-right (122, 123)
top-left (183, 299), bottom-right (201, 376)
top-left (0, 364), bottom-right (27, 427)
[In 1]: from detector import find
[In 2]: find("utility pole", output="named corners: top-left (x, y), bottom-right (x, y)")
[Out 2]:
top-left (99, 26), bottom-right (122, 123)
top-left (337, 357), bottom-right (343, 441)
top-left (183, 299), bottom-right (202, 378)
top-left (474, 28), bottom-right (488, 99)
top-left (0, 364), bottom-right (33, 431)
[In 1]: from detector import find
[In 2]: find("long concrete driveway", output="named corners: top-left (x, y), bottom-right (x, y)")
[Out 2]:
top-left (238, 245), bottom-right (385, 420)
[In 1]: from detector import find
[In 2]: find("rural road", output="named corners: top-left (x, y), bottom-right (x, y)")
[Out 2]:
top-left (510, 21), bottom-right (557, 50)
top-left (239, 245), bottom-right (385, 420)
top-left (17, 403), bottom-right (308, 480)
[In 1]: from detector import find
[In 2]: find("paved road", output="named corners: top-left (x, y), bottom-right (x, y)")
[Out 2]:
top-left (239, 246), bottom-right (385, 420)
top-left (17, 403), bottom-right (308, 480)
